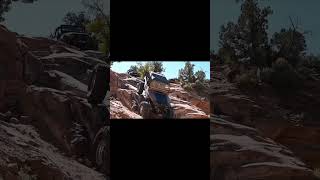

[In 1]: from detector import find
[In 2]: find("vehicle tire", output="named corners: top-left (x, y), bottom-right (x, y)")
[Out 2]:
top-left (92, 126), bottom-right (110, 175)
top-left (139, 101), bottom-right (151, 119)
top-left (137, 82), bottom-right (144, 95)
top-left (163, 107), bottom-right (174, 119)
top-left (87, 64), bottom-right (109, 104)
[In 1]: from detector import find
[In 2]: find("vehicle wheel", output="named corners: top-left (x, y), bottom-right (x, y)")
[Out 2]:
top-left (137, 82), bottom-right (144, 95)
top-left (139, 101), bottom-right (151, 119)
top-left (87, 64), bottom-right (109, 104)
top-left (163, 107), bottom-right (174, 119)
top-left (92, 126), bottom-right (110, 175)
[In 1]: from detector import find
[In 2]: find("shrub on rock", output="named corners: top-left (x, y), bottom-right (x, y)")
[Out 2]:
top-left (270, 58), bottom-right (301, 92)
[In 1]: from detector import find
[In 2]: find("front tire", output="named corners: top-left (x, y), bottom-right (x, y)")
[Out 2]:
top-left (92, 126), bottom-right (110, 175)
top-left (87, 64), bottom-right (109, 104)
top-left (139, 101), bottom-right (151, 119)
top-left (137, 82), bottom-right (144, 95)
top-left (163, 107), bottom-right (174, 119)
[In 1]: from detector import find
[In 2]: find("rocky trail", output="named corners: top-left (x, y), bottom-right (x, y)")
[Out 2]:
top-left (0, 25), bottom-right (108, 179)
top-left (211, 63), bottom-right (320, 179)
top-left (110, 70), bottom-right (210, 119)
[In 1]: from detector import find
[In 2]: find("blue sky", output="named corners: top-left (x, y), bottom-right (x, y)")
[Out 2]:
top-left (211, 0), bottom-right (320, 55)
top-left (111, 61), bottom-right (210, 79)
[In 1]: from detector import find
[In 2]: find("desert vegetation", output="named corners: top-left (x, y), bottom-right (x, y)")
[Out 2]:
top-left (212, 0), bottom-right (319, 93)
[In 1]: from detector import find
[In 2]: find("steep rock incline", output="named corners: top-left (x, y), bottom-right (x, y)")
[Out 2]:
top-left (0, 25), bottom-right (27, 111)
top-left (211, 115), bottom-right (317, 180)
top-left (110, 70), bottom-right (210, 119)
top-left (20, 86), bottom-right (105, 155)
top-left (0, 25), bottom-right (108, 179)
top-left (211, 63), bottom-right (320, 179)
top-left (0, 115), bottom-right (105, 180)
top-left (110, 99), bottom-right (142, 119)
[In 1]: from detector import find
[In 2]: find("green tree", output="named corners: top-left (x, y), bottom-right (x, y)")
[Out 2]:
top-left (82, 0), bottom-right (109, 55)
top-left (270, 58), bottom-right (301, 91)
top-left (81, 0), bottom-right (107, 19)
top-left (195, 70), bottom-right (206, 82)
top-left (0, 0), bottom-right (37, 22)
top-left (63, 11), bottom-right (90, 27)
top-left (127, 65), bottom-right (138, 74)
top-left (86, 16), bottom-right (109, 55)
top-left (0, 0), bottom-right (11, 22)
top-left (178, 61), bottom-right (195, 84)
top-left (270, 28), bottom-right (306, 66)
top-left (151, 61), bottom-right (165, 73)
top-left (219, 0), bottom-right (272, 67)
top-left (219, 22), bottom-right (239, 63)
top-left (137, 62), bottom-right (153, 78)
top-left (134, 62), bottom-right (165, 77)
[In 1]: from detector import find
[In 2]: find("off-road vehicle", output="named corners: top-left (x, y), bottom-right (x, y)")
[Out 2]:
top-left (137, 72), bottom-right (174, 119)
top-left (53, 25), bottom-right (98, 50)
top-left (86, 63), bottom-right (110, 175)
top-left (127, 69), bottom-right (140, 77)
top-left (87, 63), bottom-right (109, 104)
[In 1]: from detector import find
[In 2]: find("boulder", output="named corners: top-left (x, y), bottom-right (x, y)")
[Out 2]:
top-left (23, 51), bottom-right (44, 84)
top-left (40, 54), bottom-right (92, 83)
top-left (211, 115), bottom-right (317, 180)
top-left (170, 96), bottom-right (209, 119)
top-left (20, 86), bottom-right (106, 155)
top-left (275, 124), bottom-right (320, 169)
top-left (18, 36), bottom-right (60, 52)
top-left (0, 25), bottom-right (110, 179)
top-left (170, 83), bottom-right (210, 114)
top-left (110, 100), bottom-right (142, 119)
top-left (110, 70), bottom-right (121, 96)
top-left (0, 25), bottom-right (18, 65)
top-left (116, 89), bottom-right (140, 110)
top-left (0, 120), bottom-right (105, 180)
top-left (213, 93), bottom-right (264, 122)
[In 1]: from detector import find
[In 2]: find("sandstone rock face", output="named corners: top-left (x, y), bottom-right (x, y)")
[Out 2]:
top-left (0, 25), bottom-right (27, 111)
top-left (275, 124), bottom-right (320, 169)
top-left (0, 25), bottom-right (109, 179)
top-left (211, 63), bottom-right (320, 179)
top-left (20, 86), bottom-right (105, 156)
top-left (0, 119), bottom-right (105, 180)
top-left (23, 51), bottom-right (45, 84)
top-left (169, 96), bottom-right (209, 119)
top-left (0, 25), bottom-right (18, 66)
top-left (111, 100), bottom-right (142, 119)
top-left (211, 115), bottom-right (317, 180)
top-left (110, 70), bottom-right (210, 119)
top-left (110, 70), bottom-right (119, 96)
top-left (213, 94), bottom-right (264, 122)
top-left (170, 83), bottom-right (210, 114)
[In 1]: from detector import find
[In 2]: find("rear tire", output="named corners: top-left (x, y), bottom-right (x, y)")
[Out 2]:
top-left (139, 101), bottom-right (151, 119)
top-left (92, 126), bottom-right (110, 175)
top-left (87, 64), bottom-right (109, 104)
top-left (137, 82), bottom-right (144, 95)
top-left (163, 107), bottom-right (174, 119)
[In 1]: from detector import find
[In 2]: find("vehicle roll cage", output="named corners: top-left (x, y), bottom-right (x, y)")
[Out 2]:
top-left (53, 25), bottom-right (86, 39)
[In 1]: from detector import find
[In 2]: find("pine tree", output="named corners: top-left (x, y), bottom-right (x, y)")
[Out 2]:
top-left (219, 0), bottom-right (272, 67)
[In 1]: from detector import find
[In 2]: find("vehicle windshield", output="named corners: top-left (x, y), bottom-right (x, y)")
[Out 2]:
top-left (150, 72), bottom-right (169, 84)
